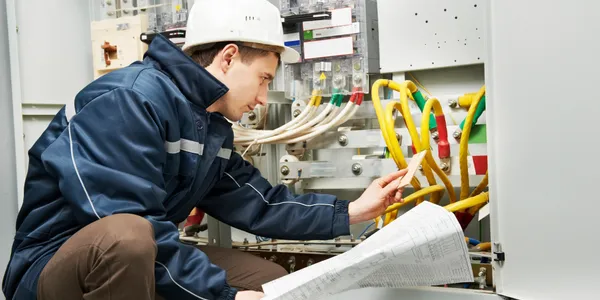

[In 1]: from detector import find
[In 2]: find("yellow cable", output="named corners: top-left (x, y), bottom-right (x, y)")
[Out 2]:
top-left (372, 80), bottom-right (491, 227)
top-left (314, 93), bottom-right (323, 106)
top-left (475, 242), bottom-right (491, 252)
top-left (455, 87), bottom-right (490, 214)
top-left (406, 72), bottom-right (433, 96)
top-left (308, 89), bottom-right (321, 106)
top-left (384, 185), bottom-right (445, 214)
top-left (372, 80), bottom-right (421, 225)
top-left (375, 80), bottom-right (451, 222)
top-left (458, 93), bottom-right (478, 108)
top-left (382, 95), bottom-right (427, 220)
top-left (404, 80), bottom-right (419, 94)
top-left (401, 81), bottom-right (438, 193)
top-left (371, 80), bottom-right (405, 167)
top-left (407, 73), bottom-right (459, 125)
top-left (372, 80), bottom-right (423, 190)
top-left (385, 100), bottom-right (439, 204)
top-left (383, 212), bottom-right (393, 226)
top-left (467, 171), bottom-right (489, 215)
top-left (384, 190), bottom-right (488, 226)
top-left (420, 97), bottom-right (457, 204)
top-left (444, 192), bottom-right (489, 213)
top-left (383, 207), bottom-right (400, 226)
top-left (470, 171), bottom-right (488, 198)
top-left (372, 80), bottom-right (424, 224)
top-left (397, 83), bottom-right (440, 204)
top-left (459, 86), bottom-right (486, 200)
top-left (374, 216), bottom-right (381, 226)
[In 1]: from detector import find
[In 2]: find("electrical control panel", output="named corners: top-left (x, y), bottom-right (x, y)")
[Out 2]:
top-left (223, 0), bottom-right (496, 296)
top-left (277, 0), bottom-right (380, 100)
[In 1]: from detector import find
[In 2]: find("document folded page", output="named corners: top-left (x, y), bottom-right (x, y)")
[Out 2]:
top-left (261, 202), bottom-right (473, 300)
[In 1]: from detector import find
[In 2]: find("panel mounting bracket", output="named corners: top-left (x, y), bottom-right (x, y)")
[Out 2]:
top-left (493, 242), bottom-right (505, 263)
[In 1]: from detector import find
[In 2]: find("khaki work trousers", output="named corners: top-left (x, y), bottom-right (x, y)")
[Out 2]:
top-left (36, 214), bottom-right (287, 300)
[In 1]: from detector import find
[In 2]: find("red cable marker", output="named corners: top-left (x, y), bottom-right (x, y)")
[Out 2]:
top-left (435, 115), bottom-right (451, 159)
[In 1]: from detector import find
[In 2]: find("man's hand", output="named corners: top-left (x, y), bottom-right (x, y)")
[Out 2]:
top-left (235, 291), bottom-right (265, 300)
top-left (348, 169), bottom-right (408, 224)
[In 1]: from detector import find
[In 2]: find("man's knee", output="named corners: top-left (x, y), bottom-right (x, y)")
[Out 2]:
top-left (37, 214), bottom-right (157, 300)
top-left (260, 261), bottom-right (288, 283)
top-left (101, 214), bottom-right (156, 261)
top-left (268, 262), bottom-right (289, 278)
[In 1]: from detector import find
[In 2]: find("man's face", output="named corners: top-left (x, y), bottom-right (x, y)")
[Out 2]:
top-left (208, 45), bottom-right (279, 121)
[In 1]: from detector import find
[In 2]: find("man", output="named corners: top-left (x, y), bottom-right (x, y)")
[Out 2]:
top-left (2, 0), bottom-right (407, 299)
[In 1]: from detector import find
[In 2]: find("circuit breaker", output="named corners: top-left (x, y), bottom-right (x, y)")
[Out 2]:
top-left (90, 15), bottom-right (149, 79)
top-left (89, 0), bottom-right (193, 78)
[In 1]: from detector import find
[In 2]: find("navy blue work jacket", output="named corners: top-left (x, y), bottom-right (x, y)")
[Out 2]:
top-left (2, 34), bottom-right (350, 300)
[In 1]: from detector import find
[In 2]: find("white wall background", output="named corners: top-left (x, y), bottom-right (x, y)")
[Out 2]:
top-left (17, 0), bottom-right (93, 104)
top-left (2, 1), bottom-right (93, 294)
top-left (10, 1), bottom-right (94, 207)
top-left (1, 0), bottom-right (19, 298)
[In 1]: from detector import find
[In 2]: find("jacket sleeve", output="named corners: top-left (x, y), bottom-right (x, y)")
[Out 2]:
top-left (41, 88), bottom-right (236, 300)
top-left (200, 152), bottom-right (351, 240)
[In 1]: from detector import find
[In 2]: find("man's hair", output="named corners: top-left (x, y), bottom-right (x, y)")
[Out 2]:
top-left (188, 42), bottom-right (282, 67)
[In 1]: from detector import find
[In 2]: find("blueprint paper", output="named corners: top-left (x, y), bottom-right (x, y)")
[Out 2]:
top-left (261, 202), bottom-right (473, 300)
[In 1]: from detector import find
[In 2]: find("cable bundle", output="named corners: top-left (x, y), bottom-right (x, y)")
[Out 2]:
top-left (231, 79), bottom-right (489, 231)
top-left (371, 79), bottom-right (489, 230)
top-left (233, 87), bottom-right (364, 147)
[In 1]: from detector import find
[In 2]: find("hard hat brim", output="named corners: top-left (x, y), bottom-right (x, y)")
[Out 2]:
top-left (182, 40), bottom-right (301, 64)
top-left (281, 46), bottom-right (301, 64)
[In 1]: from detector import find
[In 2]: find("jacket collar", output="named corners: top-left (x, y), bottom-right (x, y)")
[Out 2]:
top-left (144, 34), bottom-right (229, 109)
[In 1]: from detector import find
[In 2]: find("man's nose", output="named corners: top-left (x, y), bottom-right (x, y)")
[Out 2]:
top-left (256, 96), bottom-right (267, 106)
top-left (256, 89), bottom-right (268, 106)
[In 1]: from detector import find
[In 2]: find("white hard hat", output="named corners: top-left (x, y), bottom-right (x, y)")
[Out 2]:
top-left (183, 0), bottom-right (300, 64)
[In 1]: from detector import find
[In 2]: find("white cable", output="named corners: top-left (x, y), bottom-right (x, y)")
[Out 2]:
top-left (233, 95), bottom-right (328, 140)
top-left (276, 105), bottom-right (344, 142)
top-left (232, 92), bottom-right (362, 146)
top-left (241, 139), bottom-right (258, 157)
top-left (233, 106), bottom-right (315, 138)
top-left (337, 99), bottom-right (360, 124)
top-left (320, 106), bottom-right (340, 124)
top-left (282, 102), bottom-right (357, 144)
top-left (234, 104), bottom-right (340, 145)
top-left (252, 103), bottom-right (335, 144)
top-left (240, 102), bottom-right (358, 144)
top-left (233, 103), bottom-right (316, 142)
top-left (233, 102), bottom-right (357, 145)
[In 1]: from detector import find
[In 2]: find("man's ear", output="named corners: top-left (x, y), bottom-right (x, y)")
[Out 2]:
top-left (220, 44), bottom-right (239, 73)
